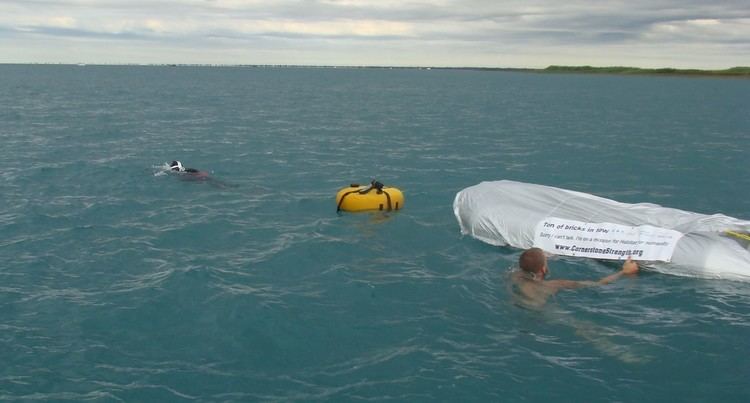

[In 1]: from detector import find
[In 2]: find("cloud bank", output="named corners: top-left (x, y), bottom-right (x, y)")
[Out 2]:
top-left (1, 0), bottom-right (748, 68)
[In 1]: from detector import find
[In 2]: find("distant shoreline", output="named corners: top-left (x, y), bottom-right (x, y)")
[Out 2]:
top-left (2, 63), bottom-right (749, 77)
top-left (536, 65), bottom-right (750, 77)
top-left (454, 65), bottom-right (750, 77)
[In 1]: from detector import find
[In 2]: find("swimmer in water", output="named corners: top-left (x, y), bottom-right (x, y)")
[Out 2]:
top-left (168, 160), bottom-right (210, 180)
top-left (169, 160), bottom-right (202, 174)
top-left (511, 247), bottom-right (639, 308)
top-left (510, 248), bottom-right (648, 363)
top-left (166, 160), bottom-right (237, 188)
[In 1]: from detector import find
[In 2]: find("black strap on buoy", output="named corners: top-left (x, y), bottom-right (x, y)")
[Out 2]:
top-left (369, 181), bottom-right (393, 211)
top-left (337, 180), bottom-right (393, 212)
top-left (337, 188), bottom-right (362, 212)
top-left (381, 189), bottom-right (392, 211)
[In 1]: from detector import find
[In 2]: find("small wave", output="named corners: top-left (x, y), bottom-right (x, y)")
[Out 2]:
top-left (152, 163), bottom-right (172, 176)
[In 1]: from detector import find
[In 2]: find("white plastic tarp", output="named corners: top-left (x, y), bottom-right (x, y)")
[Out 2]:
top-left (453, 180), bottom-right (750, 280)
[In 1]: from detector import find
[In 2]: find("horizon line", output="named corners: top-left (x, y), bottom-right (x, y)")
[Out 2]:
top-left (2, 62), bottom-right (748, 73)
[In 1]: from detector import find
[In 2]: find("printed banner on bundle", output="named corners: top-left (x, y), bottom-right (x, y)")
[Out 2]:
top-left (533, 217), bottom-right (683, 261)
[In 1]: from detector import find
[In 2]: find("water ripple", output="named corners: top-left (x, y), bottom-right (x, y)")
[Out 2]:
top-left (1, 65), bottom-right (749, 401)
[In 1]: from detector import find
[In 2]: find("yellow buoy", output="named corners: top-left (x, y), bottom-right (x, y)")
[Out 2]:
top-left (336, 181), bottom-right (404, 212)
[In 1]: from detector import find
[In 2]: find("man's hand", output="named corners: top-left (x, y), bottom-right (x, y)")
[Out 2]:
top-left (621, 258), bottom-right (639, 275)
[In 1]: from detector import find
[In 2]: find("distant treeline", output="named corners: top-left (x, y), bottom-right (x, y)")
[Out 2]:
top-left (543, 65), bottom-right (750, 77)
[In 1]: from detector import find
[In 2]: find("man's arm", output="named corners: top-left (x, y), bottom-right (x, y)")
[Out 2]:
top-left (598, 258), bottom-right (639, 284)
top-left (548, 258), bottom-right (639, 290)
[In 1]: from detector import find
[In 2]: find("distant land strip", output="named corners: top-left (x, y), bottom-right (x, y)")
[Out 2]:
top-left (3, 63), bottom-right (750, 77)
top-left (539, 65), bottom-right (750, 77)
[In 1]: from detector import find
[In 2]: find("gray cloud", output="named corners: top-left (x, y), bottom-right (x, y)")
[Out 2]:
top-left (0, 0), bottom-right (748, 67)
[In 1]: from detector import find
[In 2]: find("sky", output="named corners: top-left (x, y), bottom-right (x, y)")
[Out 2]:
top-left (1, 0), bottom-right (749, 69)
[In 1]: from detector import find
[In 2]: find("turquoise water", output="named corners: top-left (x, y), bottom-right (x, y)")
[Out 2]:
top-left (1, 65), bottom-right (749, 401)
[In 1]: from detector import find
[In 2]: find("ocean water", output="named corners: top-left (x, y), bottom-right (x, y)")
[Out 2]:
top-left (1, 64), bottom-right (749, 401)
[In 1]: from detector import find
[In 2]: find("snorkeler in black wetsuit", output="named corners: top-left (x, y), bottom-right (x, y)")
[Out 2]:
top-left (169, 160), bottom-right (202, 174)
top-left (169, 160), bottom-right (210, 180)
top-left (167, 160), bottom-right (236, 188)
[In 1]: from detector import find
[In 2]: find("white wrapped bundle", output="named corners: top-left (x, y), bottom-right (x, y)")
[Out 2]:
top-left (454, 180), bottom-right (750, 280)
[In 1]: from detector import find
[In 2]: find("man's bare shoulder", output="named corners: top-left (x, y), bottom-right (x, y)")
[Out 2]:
top-left (511, 271), bottom-right (558, 307)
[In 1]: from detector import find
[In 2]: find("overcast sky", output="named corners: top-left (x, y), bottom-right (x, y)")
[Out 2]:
top-left (1, 0), bottom-right (748, 68)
